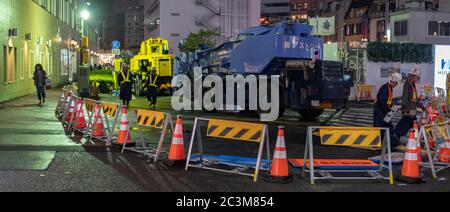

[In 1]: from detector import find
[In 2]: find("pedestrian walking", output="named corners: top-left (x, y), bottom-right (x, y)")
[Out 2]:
top-left (118, 63), bottom-right (133, 107)
top-left (395, 68), bottom-right (424, 140)
top-left (374, 73), bottom-right (402, 147)
top-left (32, 64), bottom-right (47, 106)
top-left (145, 67), bottom-right (159, 109)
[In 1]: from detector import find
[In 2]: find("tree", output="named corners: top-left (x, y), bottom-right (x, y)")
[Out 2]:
top-left (180, 29), bottom-right (217, 52)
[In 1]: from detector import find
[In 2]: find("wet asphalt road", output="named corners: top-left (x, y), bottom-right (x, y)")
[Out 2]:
top-left (0, 89), bottom-right (449, 192)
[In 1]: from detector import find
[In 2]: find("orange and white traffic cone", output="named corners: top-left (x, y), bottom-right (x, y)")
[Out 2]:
top-left (115, 105), bottom-right (134, 147)
top-left (396, 129), bottom-right (425, 184)
top-left (166, 116), bottom-right (185, 166)
top-left (438, 138), bottom-right (450, 163)
top-left (75, 99), bottom-right (87, 130)
top-left (92, 103), bottom-right (106, 138)
top-left (65, 98), bottom-right (76, 123)
top-left (413, 121), bottom-right (422, 163)
top-left (264, 126), bottom-right (293, 183)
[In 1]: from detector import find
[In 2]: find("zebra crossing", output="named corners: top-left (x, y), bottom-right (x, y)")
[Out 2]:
top-left (326, 107), bottom-right (402, 127)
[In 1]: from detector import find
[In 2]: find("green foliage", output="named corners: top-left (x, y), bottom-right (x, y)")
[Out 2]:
top-left (89, 69), bottom-right (115, 94)
top-left (180, 29), bottom-right (217, 52)
top-left (367, 42), bottom-right (433, 64)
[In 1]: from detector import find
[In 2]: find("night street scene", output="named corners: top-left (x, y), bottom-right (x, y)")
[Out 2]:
top-left (0, 0), bottom-right (450, 200)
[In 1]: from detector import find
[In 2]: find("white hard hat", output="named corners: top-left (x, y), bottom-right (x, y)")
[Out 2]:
top-left (410, 68), bottom-right (421, 78)
top-left (388, 73), bottom-right (402, 83)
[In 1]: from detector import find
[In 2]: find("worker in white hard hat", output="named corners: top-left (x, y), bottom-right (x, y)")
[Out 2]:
top-left (395, 68), bottom-right (424, 139)
top-left (374, 72), bottom-right (403, 147)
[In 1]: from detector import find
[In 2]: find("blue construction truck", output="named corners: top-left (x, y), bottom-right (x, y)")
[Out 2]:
top-left (175, 21), bottom-right (353, 120)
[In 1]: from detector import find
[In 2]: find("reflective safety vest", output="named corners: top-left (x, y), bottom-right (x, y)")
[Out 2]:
top-left (387, 84), bottom-right (393, 107)
top-left (149, 74), bottom-right (158, 87)
top-left (410, 81), bottom-right (417, 103)
top-left (121, 71), bottom-right (131, 84)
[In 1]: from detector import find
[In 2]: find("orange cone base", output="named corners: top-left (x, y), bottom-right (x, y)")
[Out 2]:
top-left (396, 173), bottom-right (426, 184)
top-left (164, 159), bottom-right (186, 168)
top-left (263, 173), bottom-right (293, 184)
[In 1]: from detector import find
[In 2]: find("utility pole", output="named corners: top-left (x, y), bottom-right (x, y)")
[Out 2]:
top-left (385, 0), bottom-right (390, 41)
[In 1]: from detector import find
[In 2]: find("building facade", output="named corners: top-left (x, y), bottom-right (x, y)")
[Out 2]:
top-left (390, 0), bottom-right (450, 45)
top-left (0, 0), bottom-right (101, 103)
top-left (143, 0), bottom-right (261, 53)
top-left (290, 0), bottom-right (322, 21)
top-left (261, 0), bottom-right (290, 24)
top-left (103, 0), bottom-right (144, 51)
top-left (124, 1), bottom-right (145, 50)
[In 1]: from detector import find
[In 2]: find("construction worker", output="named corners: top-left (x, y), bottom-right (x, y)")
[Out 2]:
top-left (374, 73), bottom-right (402, 147)
top-left (145, 67), bottom-right (159, 109)
top-left (118, 63), bottom-right (133, 108)
top-left (395, 68), bottom-right (424, 139)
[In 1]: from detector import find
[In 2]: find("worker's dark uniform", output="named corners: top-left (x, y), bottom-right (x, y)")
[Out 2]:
top-left (374, 83), bottom-right (400, 145)
top-left (145, 73), bottom-right (159, 106)
top-left (395, 81), bottom-right (418, 138)
top-left (118, 71), bottom-right (133, 106)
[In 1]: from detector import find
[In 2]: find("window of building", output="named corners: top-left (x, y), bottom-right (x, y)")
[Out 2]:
top-left (3, 46), bottom-right (16, 83)
top-left (394, 20), bottom-right (408, 36)
top-left (428, 21), bottom-right (450, 37)
top-left (29, 50), bottom-right (35, 79)
top-left (48, 54), bottom-right (53, 78)
top-left (19, 48), bottom-right (24, 80)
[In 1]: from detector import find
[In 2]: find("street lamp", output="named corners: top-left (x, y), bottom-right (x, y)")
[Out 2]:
top-left (81, 10), bottom-right (90, 21)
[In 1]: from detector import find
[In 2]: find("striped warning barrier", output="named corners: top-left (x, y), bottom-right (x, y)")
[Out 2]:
top-left (85, 101), bottom-right (122, 145)
top-left (302, 126), bottom-right (394, 185)
top-left (207, 119), bottom-right (264, 143)
top-left (418, 121), bottom-right (450, 179)
top-left (319, 127), bottom-right (382, 149)
top-left (121, 109), bottom-right (174, 163)
top-left (355, 85), bottom-right (375, 102)
top-left (136, 109), bottom-right (166, 129)
top-left (186, 118), bottom-right (271, 182)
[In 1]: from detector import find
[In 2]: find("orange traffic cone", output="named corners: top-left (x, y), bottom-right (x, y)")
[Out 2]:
top-left (75, 99), bottom-right (87, 130)
top-left (438, 138), bottom-right (450, 163)
top-left (92, 103), bottom-right (106, 138)
top-left (413, 121), bottom-right (422, 163)
top-left (396, 129), bottom-right (425, 184)
top-left (367, 90), bottom-right (373, 100)
top-left (265, 126), bottom-right (293, 183)
top-left (116, 106), bottom-right (134, 146)
top-left (166, 116), bottom-right (185, 166)
top-left (65, 98), bottom-right (76, 123)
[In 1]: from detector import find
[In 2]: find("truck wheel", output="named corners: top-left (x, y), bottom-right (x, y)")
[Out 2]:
top-left (298, 109), bottom-right (324, 121)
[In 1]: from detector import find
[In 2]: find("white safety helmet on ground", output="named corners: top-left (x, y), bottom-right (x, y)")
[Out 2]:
top-left (388, 73), bottom-right (402, 83)
top-left (409, 68), bottom-right (421, 78)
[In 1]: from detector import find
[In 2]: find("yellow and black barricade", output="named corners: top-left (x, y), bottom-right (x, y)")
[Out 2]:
top-left (418, 121), bottom-right (450, 179)
top-left (185, 118), bottom-right (271, 182)
top-left (121, 109), bottom-right (174, 163)
top-left (86, 101), bottom-right (122, 145)
top-left (355, 85), bottom-right (375, 102)
top-left (302, 126), bottom-right (394, 185)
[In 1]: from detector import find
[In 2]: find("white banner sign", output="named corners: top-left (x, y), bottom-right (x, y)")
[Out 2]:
top-left (434, 45), bottom-right (450, 90)
top-left (309, 16), bottom-right (335, 36)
